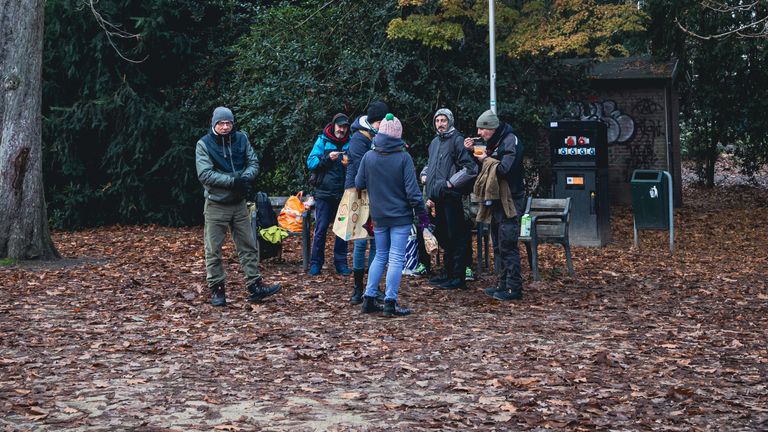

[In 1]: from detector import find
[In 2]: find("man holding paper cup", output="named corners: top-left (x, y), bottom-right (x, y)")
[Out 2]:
top-left (465, 110), bottom-right (526, 301)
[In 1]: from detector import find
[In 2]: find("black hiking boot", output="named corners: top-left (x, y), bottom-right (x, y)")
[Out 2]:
top-left (247, 278), bottom-right (281, 303)
top-left (361, 295), bottom-right (383, 314)
top-left (383, 299), bottom-right (411, 317)
top-left (350, 269), bottom-right (364, 305)
top-left (210, 282), bottom-right (226, 306)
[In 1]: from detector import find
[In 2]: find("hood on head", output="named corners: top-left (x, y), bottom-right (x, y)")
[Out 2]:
top-left (372, 133), bottom-right (405, 153)
top-left (352, 115), bottom-right (376, 134)
top-left (433, 108), bottom-right (454, 131)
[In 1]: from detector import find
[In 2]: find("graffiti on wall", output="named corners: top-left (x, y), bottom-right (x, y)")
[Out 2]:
top-left (625, 98), bottom-right (663, 178)
top-left (559, 97), bottom-right (665, 181)
top-left (560, 99), bottom-right (635, 144)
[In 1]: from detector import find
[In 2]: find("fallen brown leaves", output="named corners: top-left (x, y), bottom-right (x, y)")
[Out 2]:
top-left (1, 185), bottom-right (767, 431)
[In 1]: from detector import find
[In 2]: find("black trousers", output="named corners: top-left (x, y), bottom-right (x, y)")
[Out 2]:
top-left (434, 196), bottom-right (470, 278)
top-left (490, 197), bottom-right (526, 291)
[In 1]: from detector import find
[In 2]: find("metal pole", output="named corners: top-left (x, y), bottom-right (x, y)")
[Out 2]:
top-left (488, 0), bottom-right (497, 114)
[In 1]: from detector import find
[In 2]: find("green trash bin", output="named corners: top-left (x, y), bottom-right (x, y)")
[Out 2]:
top-left (630, 170), bottom-right (674, 251)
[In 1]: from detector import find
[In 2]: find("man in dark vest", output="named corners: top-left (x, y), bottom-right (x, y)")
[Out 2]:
top-left (195, 106), bottom-right (281, 306)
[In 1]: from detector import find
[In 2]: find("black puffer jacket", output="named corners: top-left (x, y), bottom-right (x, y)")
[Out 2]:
top-left (423, 129), bottom-right (477, 200)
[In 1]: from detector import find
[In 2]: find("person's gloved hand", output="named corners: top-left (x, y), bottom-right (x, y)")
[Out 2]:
top-left (417, 212), bottom-right (431, 232)
top-left (233, 177), bottom-right (250, 194)
top-left (364, 218), bottom-right (374, 237)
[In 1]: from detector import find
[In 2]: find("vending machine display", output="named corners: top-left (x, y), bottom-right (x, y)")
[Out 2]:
top-left (549, 120), bottom-right (611, 247)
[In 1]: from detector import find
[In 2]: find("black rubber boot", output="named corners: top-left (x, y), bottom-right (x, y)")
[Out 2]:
top-left (350, 270), bottom-right (364, 305)
top-left (247, 278), bottom-right (281, 303)
top-left (361, 295), bottom-right (383, 314)
top-left (210, 282), bottom-right (226, 306)
top-left (383, 299), bottom-right (411, 317)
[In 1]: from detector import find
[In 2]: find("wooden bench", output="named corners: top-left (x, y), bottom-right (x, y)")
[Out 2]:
top-left (519, 197), bottom-right (574, 281)
top-left (250, 196), bottom-right (314, 271)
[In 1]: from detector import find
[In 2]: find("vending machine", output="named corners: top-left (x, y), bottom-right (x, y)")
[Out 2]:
top-left (549, 120), bottom-right (611, 247)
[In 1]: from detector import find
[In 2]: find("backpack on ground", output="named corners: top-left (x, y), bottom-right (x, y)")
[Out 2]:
top-left (255, 192), bottom-right (279, 229)
top-left (251, 192), bottom-right (282, 260)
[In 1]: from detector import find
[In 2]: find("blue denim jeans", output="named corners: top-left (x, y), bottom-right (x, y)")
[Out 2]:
top-left (310, 197), bottom-right (348, 267)
top-left (364, 224), bottom-right (411, 301)
top-left (352, 237), bottom-right (376, 271)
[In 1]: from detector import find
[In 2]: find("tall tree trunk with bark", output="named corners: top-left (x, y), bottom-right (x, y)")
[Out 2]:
top-left (0, 0), bottom-right (59, 260)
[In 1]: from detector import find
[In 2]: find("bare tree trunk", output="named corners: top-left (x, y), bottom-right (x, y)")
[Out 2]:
top-left (0, 0), bottom-right (59, 260)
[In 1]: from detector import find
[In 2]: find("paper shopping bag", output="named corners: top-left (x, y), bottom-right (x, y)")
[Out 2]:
top-left (332, 188), bottom-right (370, 241)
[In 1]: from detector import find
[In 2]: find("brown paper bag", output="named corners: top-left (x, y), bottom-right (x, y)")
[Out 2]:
top-left (332, 188), bottom-right (370, 241)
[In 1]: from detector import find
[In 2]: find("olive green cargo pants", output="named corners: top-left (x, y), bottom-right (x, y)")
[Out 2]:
top-left (204, 199), bottom-right (261, 288)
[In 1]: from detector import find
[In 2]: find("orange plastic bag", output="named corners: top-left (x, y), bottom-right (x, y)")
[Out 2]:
top-left (277, 191), bottom-right (306, 233)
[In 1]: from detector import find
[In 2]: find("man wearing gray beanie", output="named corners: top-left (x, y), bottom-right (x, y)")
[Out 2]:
top-left (422, 108), bottom-right (477, 290)
top-left (196, 106), bottom-right (281, 306)
top-left (466, 109), bottom-right (526, 301)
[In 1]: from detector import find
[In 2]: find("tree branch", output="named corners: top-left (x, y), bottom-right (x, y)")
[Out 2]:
top-left (87, 0), bottom-right (148, 63)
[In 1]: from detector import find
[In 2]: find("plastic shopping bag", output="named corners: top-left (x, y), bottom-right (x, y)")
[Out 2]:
top-left (277, 191), bottom-right (306, 233)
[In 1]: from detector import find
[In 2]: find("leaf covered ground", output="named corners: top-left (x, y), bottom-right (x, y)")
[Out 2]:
top-left (1, 184), bottom-right (767, 431)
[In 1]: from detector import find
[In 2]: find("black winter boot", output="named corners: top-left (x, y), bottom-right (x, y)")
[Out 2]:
top-left (210, 282), bottom-right (226, 306)
top-left (439, 277), bottom-right (466, 290)
top-left (383, 299), bottom-right (411, 317)
top-left (428, 272), bottom-right (450, 286)
top-left (361, 295), bottom-right (383, 314)
top-left (247, 278), bottom-right (281, 303)
top-left (493, 288), bottom-right (523, 301)
top-left (350, 270), bottom-right (364, 304)
top-left (484, 281), bottom-right (503, 298)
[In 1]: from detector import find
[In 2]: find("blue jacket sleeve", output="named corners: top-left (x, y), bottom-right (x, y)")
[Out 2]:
top-left (307, 135), bottom-right (328, 171)
top-left (355, 154), bottom-right (368, 190)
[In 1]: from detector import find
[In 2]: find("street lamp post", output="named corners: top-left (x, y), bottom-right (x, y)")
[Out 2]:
top-left (488, 0), bottom-right (497, 114)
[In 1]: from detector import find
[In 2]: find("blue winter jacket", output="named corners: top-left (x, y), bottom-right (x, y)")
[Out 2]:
top-left (344, 116), bottom-right (375, 189)
top-left (195, 128), bottom-right (259, 203)
top-left (306, 123), bottom-right (350, 200)
top-left (356, 133), bottom-right (426, 227)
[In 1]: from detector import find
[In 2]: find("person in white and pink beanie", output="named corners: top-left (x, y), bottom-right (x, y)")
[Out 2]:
top-left (355, 114), bottom-right (429, 317)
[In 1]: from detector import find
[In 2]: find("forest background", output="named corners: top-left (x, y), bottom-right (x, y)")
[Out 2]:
top-left (41, 0), bottom-right (768, 229)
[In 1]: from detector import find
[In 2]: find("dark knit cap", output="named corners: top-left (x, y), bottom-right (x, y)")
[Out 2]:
top-left (366, 101), bottom-right (389, 124)
top-left (211, 107), bottom-right (235, 129)
top-left (332, 113), bottom-right (350, 126)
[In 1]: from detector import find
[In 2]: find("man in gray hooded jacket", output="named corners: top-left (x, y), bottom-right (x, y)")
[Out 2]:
top-left (421, 108), bottom-right (477, 290)
top-left (195, 106), bottom-right (280, 306)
